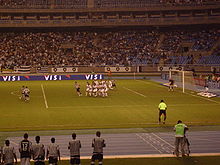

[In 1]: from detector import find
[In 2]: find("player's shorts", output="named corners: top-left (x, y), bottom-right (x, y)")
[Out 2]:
top-left (93, 89), bottom-right (98, 92)
top-left (34, 156), bottom-right (45, 165)
top-left (34, 161), bottom-right (45, 165)
top-left (76, 88), bottom-right (80, 92)
top-left (20, 158), bottom-right (31, 165)
top-left (169, 85), bottom-right (174, 89)
top-left (86, 88), bottom-right (90, 92)
top-left (91, 153), bottom-right (103, 161)
top-left (70, 155), bottom-right (80, 165)
top-left (25, 94), bottom-right (29, 97)
top-left (159, 110), bottom-right (166, 116)
top-left (48, 157), bottom-right (58, 164)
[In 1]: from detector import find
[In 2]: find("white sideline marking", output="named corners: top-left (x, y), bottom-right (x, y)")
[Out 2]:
top-left (183, 92), bottom-right (220, 104)
top-left (123, 87), bottom-right (146, 98)
top-left (151, 133), bottom-right (175, 149)
top-left (137, 80), bottom-right (220, 104)
top-left (41, 84), bottom-right (48, 109)
top-left (104, 153), bottom-right (220, 158)
top-left (49, 103), bottom-right (217, 109)
top-left (13, 153), bottom-right (220, 162)
top-left (136, 133), bottom-right (163, 154)
top-left (2, 121), bottom-right (220, 130)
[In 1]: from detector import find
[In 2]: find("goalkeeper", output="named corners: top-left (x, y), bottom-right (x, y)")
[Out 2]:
top-left (168, 79), bottom-right (174, 91)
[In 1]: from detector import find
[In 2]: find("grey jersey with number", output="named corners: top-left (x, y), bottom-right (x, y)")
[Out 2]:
top-left (32, 143), bottom-right (45, 160)
top-left (92, 137), bottom-right (105, 153)
top-left (68, 140), bottom-right (81, 156)
top-left (3, 146), bottom-right (16, 164)
top-left (47, 143), bottom-right (59, 158)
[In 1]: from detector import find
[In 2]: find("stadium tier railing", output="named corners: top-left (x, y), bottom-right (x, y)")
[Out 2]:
top-left (0, 0), bottom-right (220, 9)
top-left (1, 64), bottom-right (220, 74)
top-left (0, 16), bottom-right (220, 27)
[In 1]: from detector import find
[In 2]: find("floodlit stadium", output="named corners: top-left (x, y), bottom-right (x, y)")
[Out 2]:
top-left (0, 0), bottom-right (220, 165)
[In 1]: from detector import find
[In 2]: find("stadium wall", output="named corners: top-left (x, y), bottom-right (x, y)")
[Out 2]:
top-left (1, 66), bottom-right (219, 76)
top-left (0, 74), bottom-right (104, 81)
top-left (0, 5), bottom-right (219, 27)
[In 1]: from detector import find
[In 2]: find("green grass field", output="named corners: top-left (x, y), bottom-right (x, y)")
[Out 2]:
top-left (0, 79), bottom-right (220, 131)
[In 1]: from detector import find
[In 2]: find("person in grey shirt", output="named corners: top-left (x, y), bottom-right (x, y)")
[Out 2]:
top-left (0, 146), bottom-right (2, 164)
top-left (46, 138), bottom-right (60, 165)
top-left (32, 136), bottom-right (45, 165)
top-left (68, 133), bottom-right (81, 165)
top-left (91, 131), bottom-right (106, 165)
top-left (2, 140), bottom-right (17, 165)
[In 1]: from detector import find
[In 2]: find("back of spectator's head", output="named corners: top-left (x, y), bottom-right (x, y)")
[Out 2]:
top-left (161, 100), bottom-right (164, 102)
top-left (5, 140), bottom-right (10, 146)
top-left (177, 120), bottom-right (182, 124)
top-left (51, 137), bottom-right (55, 143)
top-left (35, 136), bottom-right (40, 143)
top-left (72, 133), bottom-right (76, 139)
top-left (24, 133), bottom-right (28, 139)
top-left (96, 131), bottom-right (101, 137)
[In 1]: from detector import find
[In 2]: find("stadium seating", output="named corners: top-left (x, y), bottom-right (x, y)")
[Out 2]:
top-left (0, 29), bottom-right (220, 70)
top-left (197, 55), bottom-right (220, 64)
top-left (160, 29), bottom-right (220, 52)
top-left (94, 0), bottom-right (220, 8)
top-left (0, 0), bottom-right (50, 9)
top-left (94, 0), bottom-right (161, 8)
top-left (0, 0), bottom-right (219, 9)
top-left (54, 0), bottom-right (87, 9)
top-left (0, 0), bottom-right (87, 9)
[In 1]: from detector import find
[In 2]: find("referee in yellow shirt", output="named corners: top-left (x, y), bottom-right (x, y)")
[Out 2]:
top-left (158, 100), bottom-right (167, 124)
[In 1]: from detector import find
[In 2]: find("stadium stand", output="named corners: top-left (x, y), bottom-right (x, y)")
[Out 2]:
top-left (54, 0), bottom-right (88, 9)
top-left (159, 29), bottom-right (220, 53)
top-left (0, 0), bottom-right (50, 9)
top-left (94, 0), bottom-right (220, 8)
top-left (0, 0), bottom-right (219, 9)
top-left (0, 0), bottom-right (87, 9)
top-left (0, 28), bottom-right (220, 70)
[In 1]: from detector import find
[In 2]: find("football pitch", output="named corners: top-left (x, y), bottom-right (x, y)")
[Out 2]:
top-left (1, 79), bottom-right (220, 131)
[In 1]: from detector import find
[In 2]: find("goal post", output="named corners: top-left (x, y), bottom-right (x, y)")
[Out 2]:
top-left (168, 70), bottom-right (203, 93)
top-left (167, 69), bottom-right (218, 98)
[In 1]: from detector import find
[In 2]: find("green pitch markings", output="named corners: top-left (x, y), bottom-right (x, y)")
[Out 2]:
top-left (0, 80), bottom-right (220, 131)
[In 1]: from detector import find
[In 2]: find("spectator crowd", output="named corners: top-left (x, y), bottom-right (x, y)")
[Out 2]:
top-left (0, 28), bottom-right (220, 70)
top-left (0, 0), bottom-right (219, 9)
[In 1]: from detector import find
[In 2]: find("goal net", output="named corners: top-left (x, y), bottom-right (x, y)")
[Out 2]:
top-left (169, 70), bottom-right (206, 93)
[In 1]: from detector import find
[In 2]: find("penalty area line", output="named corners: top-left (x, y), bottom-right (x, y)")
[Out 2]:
top-left (137, 80), bottom-right (220, 104)
top-left (123, 87), bottom-right (146, 98)
top-left (41, 84), bottom-right (48, 109)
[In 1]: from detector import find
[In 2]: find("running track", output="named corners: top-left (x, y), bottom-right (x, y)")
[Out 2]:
top-left (8, 131), bottom-right (220, 159)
